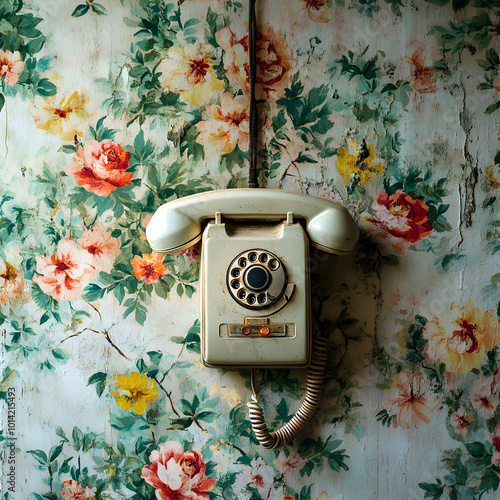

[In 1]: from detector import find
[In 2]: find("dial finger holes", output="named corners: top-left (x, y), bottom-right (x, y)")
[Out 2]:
top-left (269, 258), bottom-right (279, 270)
top-left (227, 249), bottom-right (287, 309)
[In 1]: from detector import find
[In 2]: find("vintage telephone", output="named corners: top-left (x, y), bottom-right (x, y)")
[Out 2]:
top-left (147, 188), bottom-right (359, 448)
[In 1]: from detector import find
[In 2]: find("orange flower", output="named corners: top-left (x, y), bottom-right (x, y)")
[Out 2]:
top-left (60, 480), bottom-right (95, 500)
top-left (216, 25), bottom-right (295, 101)
top-left (423, 301), bottom-right (499, 376)
top-left (492, 75), bottom-right (500, 91)
top-left (66, 140), bottom-right (132, 197)
top-left (196, 92), bottom-right (249, 154)
top-left (131, 253), bottom-right (166, 283)
top-left (0, 49), bottom-right (24, 86)
top-left (407, 46), bottom-right (437, 94)
top-left (384, 373), bottom-right (439, 429)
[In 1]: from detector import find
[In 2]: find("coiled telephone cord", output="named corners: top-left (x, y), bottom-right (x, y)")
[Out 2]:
top-left (247, 334), bottom-right (328, 449)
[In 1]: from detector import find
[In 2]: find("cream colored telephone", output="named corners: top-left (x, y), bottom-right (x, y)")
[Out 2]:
top-left (147, 188), bottom-right (359, 448)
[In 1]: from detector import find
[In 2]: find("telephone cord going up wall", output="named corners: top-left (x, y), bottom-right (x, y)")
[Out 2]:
top-left (247, 334), bottom-right (328, 449)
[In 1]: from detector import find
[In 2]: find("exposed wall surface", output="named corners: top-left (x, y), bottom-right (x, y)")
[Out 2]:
top-left (1, 0), bottom-right (500, 498)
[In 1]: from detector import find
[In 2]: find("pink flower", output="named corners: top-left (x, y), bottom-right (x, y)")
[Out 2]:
top-left (33, 239), bottom-right (96, 301)
top-left (469, 376), bottom-right (498, 418)
top-left (235, 457), bottom-right (275, 497)
top-left (273, 451), bottom-right (306, 490)
top-left (491, 422), bottom-right (500, 466)
top-left (172, 242), bottom-right (200, 263)
top-left (450, 408), bottom-right (473, 437)
top-left (196, 92), bottom-right (249, 154)
top-left (60, 480), bottom-right (95, 500)
top-left (0, 49), bottom-right (24, 87)
top-left (384, 373), bottom-right (439, 429)
top-left (66, 140), bottom-right (132, 197)
top-left (216, 25), bottom-right (295, 101)
top-left (141, 441), bottom-right (216, 500)
top-left (300, 0), bottom-right (329, 23)
top-left (78, 227), bottom-right (120, 273)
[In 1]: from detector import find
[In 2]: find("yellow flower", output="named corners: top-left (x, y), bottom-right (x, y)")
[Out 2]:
top-left (423, 301), bottom-right (500, 376)
top-left (157, 43), bottom-right (225, 106)
top-left (110, 372), bottom-right (158, 415)
top-left (486, 163), bottom-right (500, 195)
top-left (336, 138), bottom-right (383, 186)
top-left (29, 90), bottom-right (90, 141)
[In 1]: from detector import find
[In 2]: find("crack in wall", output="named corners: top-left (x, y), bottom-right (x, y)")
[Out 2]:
top-left (459, 82), bottom-right (478, 228)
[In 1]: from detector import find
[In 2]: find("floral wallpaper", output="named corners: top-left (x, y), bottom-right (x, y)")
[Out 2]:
top-left (1, 0), bottom-right (500, 499)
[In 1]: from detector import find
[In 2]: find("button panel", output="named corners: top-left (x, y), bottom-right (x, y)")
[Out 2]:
top-left (219, 323), bottom-right (295, 338)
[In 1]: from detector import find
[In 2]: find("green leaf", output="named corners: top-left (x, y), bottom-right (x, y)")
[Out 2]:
top-left (72, 4), bottom-right (89, 17)
top-left (82, 283), bottom-right (106, 301)
top-left (0, 93), bottom-right (5, 113)
top-left (486, 100), bottom-right (500, 114)
top-left (452, 0), bottom-right (469, 9)
top-left (91, 3), bottom-right (107, 15)
top-left (49, 443), bottom-right (63, 462)
top-left (59, 144), bottom-right (77, 154)
top-left (419, 482), bottom-right (444, 499)
top-left (72, 426), bottom-right (84, 451)
top-left (481, 468), bottom-right (500, 492)
top-left (36, 78), bottom-right (57, 97)
top-left (87, 372), bottom-right (107, 397)
top-left (465, 441), bottom-right (488, 458)
top-left (295, 152), bottom-right (318, 164)
top-left (27, 449), bottom-right (48, 465)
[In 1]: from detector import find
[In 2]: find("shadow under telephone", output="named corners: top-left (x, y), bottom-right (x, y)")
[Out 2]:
top-left (147, 188), bottom-right (359, 448)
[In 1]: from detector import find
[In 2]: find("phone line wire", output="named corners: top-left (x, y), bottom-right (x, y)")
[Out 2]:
top-left (247, 0), bottom-right (259, 189)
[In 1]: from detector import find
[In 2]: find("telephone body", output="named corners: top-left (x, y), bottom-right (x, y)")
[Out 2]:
top-left (147, 189), bottom-right (359, 370)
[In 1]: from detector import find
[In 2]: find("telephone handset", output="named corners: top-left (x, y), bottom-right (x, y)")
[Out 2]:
top-left (147, 188), bottom-right (359, 448)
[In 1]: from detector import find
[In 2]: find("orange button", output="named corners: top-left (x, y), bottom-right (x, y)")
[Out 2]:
top-left (260, 326), bottom-right (271, 336)
top-left (241, 326), bottom-right (251, 336)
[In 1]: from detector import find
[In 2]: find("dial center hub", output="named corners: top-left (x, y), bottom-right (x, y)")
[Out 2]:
top-left (244, 266), bottom-right (270, 290)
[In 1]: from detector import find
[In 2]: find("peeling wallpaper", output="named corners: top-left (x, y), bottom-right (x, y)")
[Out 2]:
top-left (1, 0), bottom-right (500, 499)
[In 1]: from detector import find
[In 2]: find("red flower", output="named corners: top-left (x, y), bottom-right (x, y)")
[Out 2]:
top-left (364, 190), bottom-right (433, 254)
top-left (66, 140), bottom-right (132, 197)
top-left (142, 441), bottom-right (216, 500)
